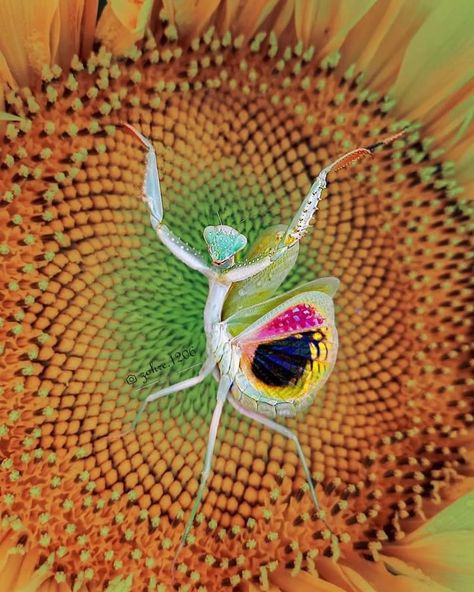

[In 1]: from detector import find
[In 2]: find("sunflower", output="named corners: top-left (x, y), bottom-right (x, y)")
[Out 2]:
top-left (0, 1), bottom-right (473, 591)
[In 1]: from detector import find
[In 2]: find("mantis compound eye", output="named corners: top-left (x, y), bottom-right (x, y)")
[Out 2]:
top-left (203, 225), bottom-right (247, 266)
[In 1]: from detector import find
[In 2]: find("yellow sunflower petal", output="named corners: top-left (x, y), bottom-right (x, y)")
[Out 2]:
top-left (0, 50), bottom-right (16, 115)
top-left (0, 531), bottom-right (14, 579)
top-left (0, 532), bottom-right (48, 592)
top-left (79, 0), bottom-right (100, 59)
top-left (379, 555), bottom-right (456, 592)
top-left (0, 50), bottom-right (17, 88)
top-left (389, 533), bottom-right (474, 592)
top-left (338, 0), bottom-right (430, 91)
top-left (449, 105), bottom-right (474, 185)
top-left (14, 567), bottom-right (51, 592)
top-left (386, 492), bottom-right (474, 592)
top-left (295, 0), bottom-right (375, 58)
top-left (405, 490), bottom-right (474, 541)
top-left (346, 554), bottom-right (456, 592)
top-left (392, 0), bottom-right (474, 124)
top-left (0, 0), bottom-right (60, 86)
top-left (418, 77), bottom-right (474, 186)
top-left (96, 0), bottom-right (154, 54)
top-left (431, 79), bottom-right (474, 149)
top-left (214, 0), bottom-right (281, 40)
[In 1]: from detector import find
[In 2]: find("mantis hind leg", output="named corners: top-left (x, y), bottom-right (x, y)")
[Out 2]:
top-left (172, 375), bottom-right (232, 577)
top-left (227, 395), bottom-right (329, 526)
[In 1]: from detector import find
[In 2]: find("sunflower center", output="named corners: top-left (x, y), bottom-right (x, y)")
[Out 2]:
top-left (1, 35), bottom-right (470, 588)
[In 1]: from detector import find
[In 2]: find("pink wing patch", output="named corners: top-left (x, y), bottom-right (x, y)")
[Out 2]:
top-left (236, 298), bottom-right (328, 346)
top-left (253, 304), bottom-right (324, 341)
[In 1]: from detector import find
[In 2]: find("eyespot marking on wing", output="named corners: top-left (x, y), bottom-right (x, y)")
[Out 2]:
top-left (251, 329), bottom-right (329, 388)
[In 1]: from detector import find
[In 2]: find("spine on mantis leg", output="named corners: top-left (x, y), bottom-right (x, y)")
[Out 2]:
top-left (280, 147), bottom-right (371, 248)
top-left (281, 170), bottom-right (330, 248)
top-left (280, 130), bottom-right (405, 249)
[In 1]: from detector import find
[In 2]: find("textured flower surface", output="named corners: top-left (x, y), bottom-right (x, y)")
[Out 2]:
top-left (0, 1), bottom-right (473, 591)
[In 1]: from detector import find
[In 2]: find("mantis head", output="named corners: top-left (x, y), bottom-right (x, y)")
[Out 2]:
top-left (203, 225), bottom-right (247, 268)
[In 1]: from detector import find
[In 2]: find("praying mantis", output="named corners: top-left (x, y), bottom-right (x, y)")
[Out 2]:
top-left (122, 123), bottom-right (402, 569)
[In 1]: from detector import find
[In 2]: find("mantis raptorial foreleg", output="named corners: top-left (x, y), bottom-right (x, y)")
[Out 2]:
top-left (123, 123), bottom-right (213, 275)
top-left (281, 147), bottom-right (371, 248)
top-left (226, 138), bottom-right (399, 279)
top-left (122, 123), bottom-right (163, 229)
top-left (281, 131), bottom-right (405, 248)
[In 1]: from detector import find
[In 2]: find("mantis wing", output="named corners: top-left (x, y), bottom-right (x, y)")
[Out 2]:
top-left (227, 290), bottom-right (338, 416)
top-left (223, 225), bottom-right (299, 319)
top-left (225, 276), bottom-right (339, 337)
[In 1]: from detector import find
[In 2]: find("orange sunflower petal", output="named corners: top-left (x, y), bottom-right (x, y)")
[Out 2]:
top-left (95, 0), bottom-right (154, 54)
top-left (161, 0), bottom-right (222, 39)
top-left (55, 1), bottom-right (99, 70)
top-left (271, 565), bottom-right (347, 592)
top-left (316, 557), bottom-right (379, 592)
top-left (0, 0), bottom-right (60, 87)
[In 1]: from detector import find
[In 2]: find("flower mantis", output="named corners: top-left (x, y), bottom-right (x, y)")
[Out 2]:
top-left (122, 123), bottom-right (402, 569)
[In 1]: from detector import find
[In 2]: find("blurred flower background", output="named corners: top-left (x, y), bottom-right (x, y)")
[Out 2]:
top-left (0, 1), bottom-right (473, 591)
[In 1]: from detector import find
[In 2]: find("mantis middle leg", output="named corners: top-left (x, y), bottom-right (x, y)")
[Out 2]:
top-left (130, 357), bottom-right (216, 431)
